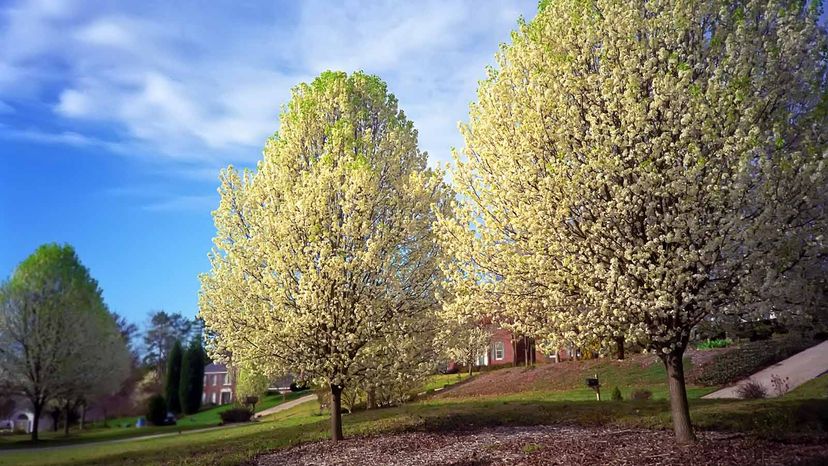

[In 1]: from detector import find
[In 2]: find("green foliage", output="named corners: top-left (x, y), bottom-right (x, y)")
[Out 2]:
top-left (694, 338), bottom-right (816, 386)
top-left (179, 339), bottom-right (206, 415)
top-left (235, 368), bottom-right (269, 403)
top-left (164, 341), bottom-right (183, 414)
top-left (611, 386), bottom-right (623, 401)
top-left (219, 407), bottom-right (253, 423)
top-left (0, 243), bottom-right (131, 441)
top-left (695, 338), bottom-right (733, 350)
top-left (145, 395), bottom-right (167, 426)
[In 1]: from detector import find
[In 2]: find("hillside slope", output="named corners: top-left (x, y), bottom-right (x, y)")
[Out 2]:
top-left (438, 349), bottom-right (725, 399)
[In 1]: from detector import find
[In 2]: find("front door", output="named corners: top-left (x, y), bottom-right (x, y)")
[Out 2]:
top-left (220, 391), bottom-right (231, 405)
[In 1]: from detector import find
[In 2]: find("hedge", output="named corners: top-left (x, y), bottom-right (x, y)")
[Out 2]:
top-left (694, 337), bottom-right (816, 386)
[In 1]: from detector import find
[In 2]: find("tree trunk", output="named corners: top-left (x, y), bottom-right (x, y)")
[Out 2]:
top-left (30, 402), bottom-right (42, 442)
top-left (523, 336), bottom-right (529, 367)
top-left (662, 351), bottom-right (696, 443)
top-left (616, 337), bottom-right (625, 360)
top-left (330, 384), bottom-right (343, 442)
top-left (80, 404), bottom-right (86, 430)
top-left (63, 404), bottom-right (70, 436)
top-left (366, 387), bottom-right (375, 410)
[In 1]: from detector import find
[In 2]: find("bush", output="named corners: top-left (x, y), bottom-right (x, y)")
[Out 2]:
top-left (770, 374), bottom-right (790, 397)
top-left (290, 382), bottom-right (309, 392)
top-left (242, 395), bottom-right (259, 410)
top-left (146, 394), bottom-right (167, 425)
top-left (630, 389), bottom-right (652, 400)
top-left (694, 337), bottom-right (815, 386)
top-left (736, 380), bottom-right (768, 399)
top-left (695, 338), bottom-right (732, 350)
top-left (611, 386), bottom-right (623, 401)
top-left (219, 407), bottom-right (253, 423)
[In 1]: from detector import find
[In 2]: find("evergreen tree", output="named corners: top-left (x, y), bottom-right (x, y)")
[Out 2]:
top-left (164, 340), bottom-right (183, 414)
top-left (179, 339), bottom-right (206, 415)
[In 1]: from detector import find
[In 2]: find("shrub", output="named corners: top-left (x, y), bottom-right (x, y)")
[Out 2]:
top-left (630, 389), bottom-right (652, 400)
top-left (611, 386), bottom-right (623, 401)
top-left (770, 374), bottom-right (790, 397)
top-left (242, 395), bottom-right (259, 410)
top-left (219, 407), bottom-right (253, 423)
top-left (146, 394), bottom-right (167, 425)
top-left (736, 380), bottom-right (768, 399)
top-left (694, 337), bottom-right (815, 386)
top-left (290, 382), bottom-right (309, 392)
top-left (695, 338), bottom-right (733, 350)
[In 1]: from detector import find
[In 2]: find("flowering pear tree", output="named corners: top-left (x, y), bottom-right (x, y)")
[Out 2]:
top-left (437, 0), bottom-right (827, 443)
top-left (199, 71), bottom-right (450, 441)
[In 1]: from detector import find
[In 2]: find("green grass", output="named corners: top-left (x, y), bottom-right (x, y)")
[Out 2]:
top-left (0, 392), bottom-right (308, 450)
top-left (784, 374), bottom-right (828, 400)
top-left (418, 373), bottom-right (473, 393)
top-left (695, 338), bottom-right (733, 350)
top-left (2, 389), bottom-right (826, 466)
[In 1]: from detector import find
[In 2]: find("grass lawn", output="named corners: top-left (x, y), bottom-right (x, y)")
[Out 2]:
top-left (417, 372), bottom-right (473, 393)
top-left (2, 388), bottom-right (826, 466)
top-left (0, 391), bottom-right (308, 450)
top-left (784, 374), bottom-right (828, 400)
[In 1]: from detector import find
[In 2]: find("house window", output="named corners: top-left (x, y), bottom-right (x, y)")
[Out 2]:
top-left (212, 375), bottom-right (217, 386)
top-left (224, 372), bottom-right (231, 385)
top-left (494, 342), bottom-right (505, 360)
top-left (211, 392), bottom-right (217, 404)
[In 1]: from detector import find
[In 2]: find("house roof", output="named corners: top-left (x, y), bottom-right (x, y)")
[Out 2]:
top-left (204, 363), bottom-right (228, 373)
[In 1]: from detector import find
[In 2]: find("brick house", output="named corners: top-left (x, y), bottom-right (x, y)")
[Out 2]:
top-left (475, 328), bottom-right (577, 368)
top-left (203, 363), bottom-right (236, 405)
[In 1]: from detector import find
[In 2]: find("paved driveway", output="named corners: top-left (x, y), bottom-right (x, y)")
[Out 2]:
top-left (703, 340), bottom-right (828, 399)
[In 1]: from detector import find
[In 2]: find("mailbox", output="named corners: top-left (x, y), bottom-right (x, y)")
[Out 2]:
top-left (586, 377), bottom-right (600, 388)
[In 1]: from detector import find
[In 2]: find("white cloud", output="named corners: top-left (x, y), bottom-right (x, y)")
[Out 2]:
top-left (0, 126), bottom-right (99, 146)
top-left (55, 89), bottom-right (91, 116)
top-left (0, 0), bottom-right (536, 168)
top-left (75, 17), bottom-right (135, 48)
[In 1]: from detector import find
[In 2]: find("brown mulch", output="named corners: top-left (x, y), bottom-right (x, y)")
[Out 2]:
top-left (255, 426), bottom-right (828, 466)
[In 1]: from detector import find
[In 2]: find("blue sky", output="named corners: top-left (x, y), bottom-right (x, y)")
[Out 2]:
top-left (0, 0), bottom-right (537, 326)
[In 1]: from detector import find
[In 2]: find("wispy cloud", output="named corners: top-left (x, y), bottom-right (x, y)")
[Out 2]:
top-left (0, 0), bottom-right (534, 170)
top-left (142, 194), bottom-right (217, 213)
top-left (0, 125), bottom-right (124, 150)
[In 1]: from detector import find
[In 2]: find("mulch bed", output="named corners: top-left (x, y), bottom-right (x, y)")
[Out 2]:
top-left (256, 426), bottom-right (828, 466)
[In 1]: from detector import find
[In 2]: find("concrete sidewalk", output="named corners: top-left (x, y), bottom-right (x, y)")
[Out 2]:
top-left (255, 394), bottom-right (315, 418)
top-left (703, 340), bottom-right (828, 399)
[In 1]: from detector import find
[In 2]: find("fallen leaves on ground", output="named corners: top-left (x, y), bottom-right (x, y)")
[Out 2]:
top-left (256, 425), bottom-right (828, 466)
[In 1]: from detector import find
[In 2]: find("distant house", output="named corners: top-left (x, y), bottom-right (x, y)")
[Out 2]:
top-left (203, 363), bottom-right (236, 405)
top-left (0, 397), bottom-right (55, 433)
top-left (474, 328), bottom-right (577, 368)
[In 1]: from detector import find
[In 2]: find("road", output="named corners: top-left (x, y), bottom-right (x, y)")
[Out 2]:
top-left (0, 394), bottom-right (316, 455)
top-left (703, 340), bottom-right (828, 399)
